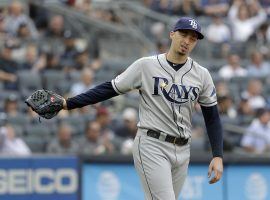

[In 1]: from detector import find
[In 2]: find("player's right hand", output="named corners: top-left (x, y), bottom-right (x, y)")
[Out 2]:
top-left (208, 157), bottom-right (223, 184)
top-left (63, 99), bottom-right (68, 110)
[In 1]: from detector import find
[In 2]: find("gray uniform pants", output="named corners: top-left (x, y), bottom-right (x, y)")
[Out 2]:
top-left (133, 129), bottom-right (190, 200)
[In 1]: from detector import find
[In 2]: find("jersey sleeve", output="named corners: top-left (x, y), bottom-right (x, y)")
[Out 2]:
top-left (111, 58), bottom-right (143, 94)
top-left (198, 69), bottom-right (217, 107)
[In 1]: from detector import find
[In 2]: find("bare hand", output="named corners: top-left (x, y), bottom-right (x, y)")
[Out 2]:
top-left (208, 157), bottom-right (223, 184)
top-left (63, 99), bottom-right (68, 110)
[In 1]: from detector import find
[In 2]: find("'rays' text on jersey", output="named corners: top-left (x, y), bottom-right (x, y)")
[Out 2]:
top-left (152, 77), bottom-right (200, 104)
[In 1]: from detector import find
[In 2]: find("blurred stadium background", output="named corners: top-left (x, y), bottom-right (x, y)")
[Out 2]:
top-left (0, 0), bottom-right (270, 200)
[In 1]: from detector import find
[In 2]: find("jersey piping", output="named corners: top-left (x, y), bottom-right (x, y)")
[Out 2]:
top-left (157, 55), bottom-right (186, 139)
top-left (112, 79), bottom-right (124, 94)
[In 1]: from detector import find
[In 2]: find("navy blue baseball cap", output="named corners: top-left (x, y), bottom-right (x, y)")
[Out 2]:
top-left (173, 17), bottom-right (204, 40)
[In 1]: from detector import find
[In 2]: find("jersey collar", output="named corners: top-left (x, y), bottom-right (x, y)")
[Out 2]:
top-left (158, 53), bottom-right (191, 76)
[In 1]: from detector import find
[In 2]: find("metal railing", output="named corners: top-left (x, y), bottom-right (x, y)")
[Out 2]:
top-left (37, 1), bottom-right (158, 55)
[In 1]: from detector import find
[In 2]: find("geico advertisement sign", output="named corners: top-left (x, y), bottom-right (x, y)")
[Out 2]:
top-left (0, 168), bottom-right (78, 194)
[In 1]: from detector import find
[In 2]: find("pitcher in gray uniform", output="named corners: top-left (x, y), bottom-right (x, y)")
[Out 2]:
top-left (59, 17), bottom-right (223, 200)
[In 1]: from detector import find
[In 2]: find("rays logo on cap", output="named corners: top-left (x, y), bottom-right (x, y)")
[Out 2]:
top-left (173, 17), bottom-right (204, 39)
top-left (189, 19), bottom-right (197, 29)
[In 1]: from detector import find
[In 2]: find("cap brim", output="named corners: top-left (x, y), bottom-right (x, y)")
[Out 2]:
top-left (175, 28), bottom-right (204, 40)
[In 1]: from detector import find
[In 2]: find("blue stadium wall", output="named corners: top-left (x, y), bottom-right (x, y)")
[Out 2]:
top-left (0, 155), bottom-right (269, 200)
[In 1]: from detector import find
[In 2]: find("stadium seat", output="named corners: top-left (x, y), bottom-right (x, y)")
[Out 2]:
top-left (18, 70), bottom-right (42, 99)
top-left (25, 124), bottom-right (52, 137)
top-left (230, 76), bottom-right (251, 91)
top-left (59, 115), bottom-right (86, 135)
top-left (0, 90), bottom-right (20, 101)
top-left (94, 69), bottom-right (116, 83)
top-left (23, 136), bottom-right (47, 153)
top-left (68, 71), bottom-right (81, 83)
top-left (6, 114), bottom-right (30, 127)
top-left (11, 124), bottom-right (24, 137)
top-left (42, 70), bottom-right (67, 94)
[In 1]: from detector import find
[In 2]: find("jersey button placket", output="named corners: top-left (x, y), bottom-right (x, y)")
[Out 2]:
top-left (172, 76), bottom-right (178, 138)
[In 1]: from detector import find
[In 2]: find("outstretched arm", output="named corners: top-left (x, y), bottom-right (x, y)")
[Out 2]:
top-left (63, 58), bottom-right (144, 110)
top-left (201, 105), bottom-right (223, 184)
top-left (26, 58), bottom-right (142, 119)
top-left (63, 81), bottom-right (119, 110)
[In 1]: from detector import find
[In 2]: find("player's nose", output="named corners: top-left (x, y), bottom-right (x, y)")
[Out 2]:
top-left (183, 37), bottom-right (192, 45)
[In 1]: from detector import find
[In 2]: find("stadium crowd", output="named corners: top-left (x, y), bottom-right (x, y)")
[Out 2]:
top-left (0, 0), bottom-right (270, 156)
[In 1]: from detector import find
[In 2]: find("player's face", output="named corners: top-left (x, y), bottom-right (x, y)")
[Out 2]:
top-left (170, 30), bottom-right (198, 56)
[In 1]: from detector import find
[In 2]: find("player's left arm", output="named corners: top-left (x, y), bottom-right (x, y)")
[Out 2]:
top-left (201, 105), bottom-right (223, 184)
top-left (198, 68), bottom-right (223, 184)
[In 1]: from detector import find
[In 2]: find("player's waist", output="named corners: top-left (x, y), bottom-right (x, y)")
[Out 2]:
top-left (138, 128), bottom-right (190, 146)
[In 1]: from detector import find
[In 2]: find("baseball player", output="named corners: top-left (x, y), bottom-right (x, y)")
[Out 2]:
top-left (29, 17), bottom-right (223, 200)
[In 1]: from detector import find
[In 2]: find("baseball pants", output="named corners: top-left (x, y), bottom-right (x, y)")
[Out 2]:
top-left (133, 129), bottom-right (190, 200)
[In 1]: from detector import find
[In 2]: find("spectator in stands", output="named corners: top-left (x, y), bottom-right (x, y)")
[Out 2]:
top-left (156, 39), bottom-right (169, 54)
top-left (147, 0), bottom-right (181, 15)
top-left (95, 107), bottom-right (115, 149)
top-left (190, 103), bottom-right (207, 151)
top-left (70, 68), bottom-right (95, 96)
top-left (217, 85), bottom-right (237, 119)
top-left (144, 0), bottom-right (201, 16)
top-left (247, 51), bottom-right (270, 77)
top-left (248, 0), bottom-right (264, 17)
top-left (4, 1), bottom-right (38, 38)
top-left (218, 94), bottom-right (239, 150)
top-left (0, 124), bottom-right (31, 156)
top-left (16, 23), bottom-right (32, 41)
top-left (206, 14), bottom-right (231, 43)
top-left (205, 14), bottom-right (231, 57)
top-left (74, 49), bottom-right (101, 71)
top-left (238, 96), bottom-right (254, 118)
top-left (100, 9), bottom-right (121, 23)
top-left (95, 107), bottom-right (111, 130)
top-left (78, 120), bottom-right (114, 155)
top-left (20, 44), bottom-right (46, 71)
top-left (46, 123), bottom-right (79, 154)
top-left (218, 53), bottom-right (247, 80)
top-left (0, 42), bottom-right (19, 90)
top-left (228, 0), bottom-right (266, 43)
top-left (215, 81), bottom-right (230, 97)
top-left (60, 30), bottom-right (78, 68)
top-left (200, 0), bottom-right (229, 16)
top-left (150, 22), bottom-right (166, 41)
top-left (40, 15), bottom-right (66, 57)
top-left (28, 0), bottom-right (49, 33)
top-left (45, 15), bottom-right (65, 38)
top-left (4, 94), bottom-right (19, 117)
top-left (180, 0), bottom-right (202, 16)
top-left (150, 39), bottom-right (170, 56)
top-left (111, 107), bottom-right (138, 154)
top-left (260, 0), bottom-right (270, 16)
top-left (73, 0), bottom-right (92, 14)
top-left (241, 79), bottom-right (266, 111)
top-left (0, 10), bottom-right (7, 38)
top-left (44, 52), bottom-right (62, 71)
top-left (114, 107), bottom-right (138, 139)
top-left (241, 108), bottom-right (270, 153)
top-left (218, 95), bottom-right (237, 119)
top-left (253, 22), bottom-right (270, 56)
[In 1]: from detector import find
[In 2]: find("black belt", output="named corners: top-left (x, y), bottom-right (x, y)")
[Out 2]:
top-left (147, 130), bottom-right (188, 146)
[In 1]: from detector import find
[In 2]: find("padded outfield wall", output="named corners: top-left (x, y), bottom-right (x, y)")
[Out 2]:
top-left (0, 154), bottom-right (269, 200)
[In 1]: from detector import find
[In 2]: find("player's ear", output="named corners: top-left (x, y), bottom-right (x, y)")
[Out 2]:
top-left (169, 31), bottom-right (175, 39)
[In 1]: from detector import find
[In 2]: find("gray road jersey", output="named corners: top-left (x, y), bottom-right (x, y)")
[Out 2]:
top-left (111, 53), bottom-right (217, 138)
